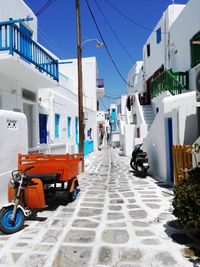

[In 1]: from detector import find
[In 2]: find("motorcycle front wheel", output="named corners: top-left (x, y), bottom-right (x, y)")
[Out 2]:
top-left (69, 183), bottom-right (78, 202)
top-left (0, 207), bottom-right (25, 234)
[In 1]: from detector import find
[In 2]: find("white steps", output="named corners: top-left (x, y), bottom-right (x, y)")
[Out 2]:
top-left (141, 105), bottom-right (155, 130)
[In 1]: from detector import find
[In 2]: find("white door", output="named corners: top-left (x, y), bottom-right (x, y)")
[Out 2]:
top-left (23, 103), bottom-right (33, 148)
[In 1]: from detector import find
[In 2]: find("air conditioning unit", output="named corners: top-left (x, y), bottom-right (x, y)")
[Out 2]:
top-left (196, 68), bottom-right (200, 102)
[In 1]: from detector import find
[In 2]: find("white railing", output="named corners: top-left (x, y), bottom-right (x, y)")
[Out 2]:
top-left (28, 143), bottom-right (66, 154)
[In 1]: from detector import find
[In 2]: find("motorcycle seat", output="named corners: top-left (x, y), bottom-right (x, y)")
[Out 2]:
top-left (26, 173), bottom-right (59, 183)
top-left (137, 152), bottom-right (147, 157)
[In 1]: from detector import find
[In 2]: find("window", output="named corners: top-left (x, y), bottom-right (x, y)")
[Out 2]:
top-left (55, 114), bottom-right (60, 138)
top-left (147, 44), bottom-right (150, 57)
top-left (191, 31), bottom-right (200, 68)
top-left (156, 28), bottom-right (161, 44)
top-left (68, 117), bottom-right (71, 137)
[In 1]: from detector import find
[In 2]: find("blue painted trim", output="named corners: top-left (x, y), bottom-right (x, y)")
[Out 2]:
top-left (0, 17), bottom-right (33, 26)
top-left (84, 140), bottom-right (94, 157)
top-left (9, 25), bottom-right (13, 55)
top-left (58, 61), bottom-right (73, 64)
top-left (0, 18), bottom-right (59, 81)
top-left (168, 118), bottom-right (174, 183)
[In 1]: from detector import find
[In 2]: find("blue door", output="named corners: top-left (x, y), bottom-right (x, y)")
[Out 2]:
top-left (168, 118), bottom-right (173, 183)
top-left (39, 114), bottom-right (47, 144)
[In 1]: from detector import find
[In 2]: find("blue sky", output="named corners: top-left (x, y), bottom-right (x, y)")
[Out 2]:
top-left (24, 0), bottom-right (188, 109)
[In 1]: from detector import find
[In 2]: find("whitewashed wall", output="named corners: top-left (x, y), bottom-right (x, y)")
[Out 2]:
top-left (0, 73), bottom-right (39, 148)
top-left (38, 86), bottom-right (78, 147)
top-left (127, 61), bottom-right (143, 95)
top-left (0, 110), bottom-right (28, 206)
top-left (169, 0), bottom-right (200, 74)
top-left (143, 4), bottom-right (185, 81)
top-left (0, 0), bottom-right (38, 41)
top-left (144, 91), bottom-right (198, 183)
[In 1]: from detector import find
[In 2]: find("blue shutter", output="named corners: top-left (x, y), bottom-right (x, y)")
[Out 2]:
top-left (55, 114), bottom-right (60, 138)
top-left (68, 117), bottom-right (71, 137)
top-left (156, 28), bottom-right (161, 44)
top-left (39, 114), bottom-right (47, 144)
top-left (75, 117), bottom-right (79, 144)
top-left (20, 23), bottom-right (32, 61)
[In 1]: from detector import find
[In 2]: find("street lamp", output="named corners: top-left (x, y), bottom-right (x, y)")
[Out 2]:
top-left (81, 38), bottom-right (104, 49)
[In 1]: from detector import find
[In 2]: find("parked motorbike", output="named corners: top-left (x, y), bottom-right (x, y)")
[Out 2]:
top-left (130, 144), bottom-right (149, 177)
top-left (0, 167), bottom-right (34, 234)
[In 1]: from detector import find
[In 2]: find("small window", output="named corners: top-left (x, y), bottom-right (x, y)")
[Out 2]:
top-left (67, 117), bottom-right (71, 137)
top-left (147, 44), bottom-right (150, 57)
top-left (156, 28), bottom-right (161, 44)
top-left (55, 114), bottom-right (60, 138)
top-left (191, 31), bottom-right (200, 68)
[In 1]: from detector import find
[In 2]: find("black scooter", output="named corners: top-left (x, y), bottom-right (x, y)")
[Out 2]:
top-left (130, 144), bottom-right (149, 177)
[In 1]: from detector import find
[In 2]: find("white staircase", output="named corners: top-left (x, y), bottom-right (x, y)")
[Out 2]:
top-left (141, 105), bottom-right (155, 130)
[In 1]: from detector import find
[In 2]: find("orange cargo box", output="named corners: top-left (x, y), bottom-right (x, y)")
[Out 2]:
top-left (18, 153), bottom-right (83, 182)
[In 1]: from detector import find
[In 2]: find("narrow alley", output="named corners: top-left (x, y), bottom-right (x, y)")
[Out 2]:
top-left (0, 148), bottom-right (199, 267)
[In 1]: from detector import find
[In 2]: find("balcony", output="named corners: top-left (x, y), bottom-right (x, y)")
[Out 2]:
top-left (0, 19), bottom-right (59, 86)
top-left (96, 78), bottom-right (104, 98)
top-left (151, 69), bottom-right (189, 99)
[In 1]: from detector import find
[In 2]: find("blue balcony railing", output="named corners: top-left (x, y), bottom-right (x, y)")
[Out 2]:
top-left (0, 20), bottom-right (59, 81)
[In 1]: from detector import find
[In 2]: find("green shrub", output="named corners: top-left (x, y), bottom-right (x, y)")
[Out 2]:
top-left (172, 167), bottom-right (200, 227)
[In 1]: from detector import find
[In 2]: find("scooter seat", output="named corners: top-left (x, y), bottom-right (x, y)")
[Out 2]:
top-left (26, 173), bottom-right (59, 183)
top-left (137, 152), bottom-right (147, 157)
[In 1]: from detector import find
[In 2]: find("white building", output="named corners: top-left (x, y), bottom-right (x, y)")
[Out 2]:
top-left (0, 0), bottom-right (59, 149)
top-left (39, 57), bottom-right (103, 154)
top-left (127, 61), bottom-right (143, 96)
top-left (120, 0), bottom-right (200, 184)
top-left (0, 0), bottom-right (104, 156)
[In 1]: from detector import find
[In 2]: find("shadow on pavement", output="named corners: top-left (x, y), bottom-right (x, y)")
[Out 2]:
top-left (164, 220), bottom-right (200, 266)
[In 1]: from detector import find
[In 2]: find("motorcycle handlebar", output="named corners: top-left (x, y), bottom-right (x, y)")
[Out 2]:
top-left (23, 166), bottom-right (34, 173)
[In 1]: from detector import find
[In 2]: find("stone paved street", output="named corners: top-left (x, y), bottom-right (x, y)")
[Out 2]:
top-left (0, 148), bottom-right (200, 267)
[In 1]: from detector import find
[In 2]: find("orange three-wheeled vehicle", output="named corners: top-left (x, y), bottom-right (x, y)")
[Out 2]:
top-left (0, 153), bottom-right (83, 234)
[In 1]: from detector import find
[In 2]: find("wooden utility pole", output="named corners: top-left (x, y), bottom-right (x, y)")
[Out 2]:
top-left (76, 0), bottom-right (84, 161)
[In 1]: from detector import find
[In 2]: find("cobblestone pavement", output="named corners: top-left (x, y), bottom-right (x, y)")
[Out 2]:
top-left (0, 148), bottom-right (199, 267)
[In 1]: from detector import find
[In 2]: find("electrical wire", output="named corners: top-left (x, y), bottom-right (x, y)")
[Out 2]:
top-left (85, 0), bottom-right (133, 88)
top-left (94, 0), bottom-right (135, 63)
top-left (38, 28), bottom-right (67, 57)
top-left (35, 0), bottom-right (57, 16)
top-left (103, 0), bottom-right (168, 34)
top-left (100, 98), bottom-right (107, 110)
top-left (104, 95), bottom-right (121, 99)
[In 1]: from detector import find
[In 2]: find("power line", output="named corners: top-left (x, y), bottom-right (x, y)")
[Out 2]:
top-left (85, 0), bottom-right (133, 88)
top-left (35, 0), bottom-right (57, 16)
top-left (94, 0), bottom-right (135, 63)
top-left (100, 98), bottom-right (107, 110)
top-left (38, 28), bottom-right (67, 57)
top-left (103, 0), bottom-right (168, 34)
top-left (104, 95), bottom-right (121, 99)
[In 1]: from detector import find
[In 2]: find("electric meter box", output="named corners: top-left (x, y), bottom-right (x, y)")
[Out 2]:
top-left (0, 110), bottom-right (28, 206)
